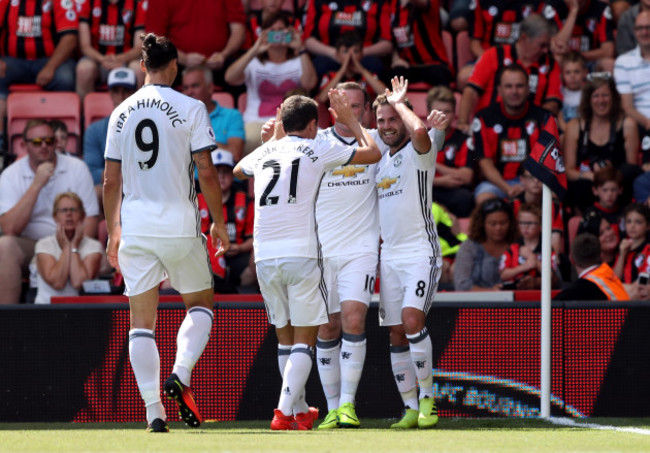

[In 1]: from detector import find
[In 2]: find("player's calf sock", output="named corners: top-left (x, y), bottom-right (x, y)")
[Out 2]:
top-left (339, 332), bottom-right (366, 405)
top-left (316, 337), bottom-right (341, 411)
top-left (277, 344), bottom-right (309, 414)
top-left (390, 345), bottom-right (419, 410)
top-left (406, 328), bottom-right (434, 399)
top-left (277, 344), bottom-right (314, 416)
top-left (129, 329), bottom-right (166, 424)
top-left (172, 306), bottom-right (213, 386)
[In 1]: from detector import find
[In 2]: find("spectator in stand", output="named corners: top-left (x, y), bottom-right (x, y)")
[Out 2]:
top-left (616, 11), bottom-right (650, 203)
top-left (390, 0), bottom-right (453, 88)
top-left (225, 11), bottom-right (318, 157)
top-left (611, 0), bottom-right (637, 24)
top-left (470, 63), bottom-right (560, 205)
top-left (586, 168), bottom-right (626, 235)
top-left (198, 150), bottom-right (255, 294)
top-left (75, 0), bottom-right (146, 101)
top-left (542, 0), bottom-right (615, 72)
top-left (554, 232), bottom-right (629, 301)
top-left (425, 86), bottom-right (475, 218)
top-left (34, 192), bottom-right (103, 304)
top-left (302, 0), bottom-right (393, 82)
top-left (453, 198), bottom-right (518, 291)
top-left (432, 202), bottom-right (468, 289)
top-left (558, 51), bottom-right (588, 133)
top-left (50, 120), bottom-right (71, 156)
top-left (576, 208), bottom-right (620, 268)
top-left (243, 0), bottom-right (302, 51)
top-left (616, 0), bottom-right (650, 56)
top-left (499, 203), bottom-right (561, 289)
top-left (316, 32), bottom-right (387, 104)
top-left (0, 0), bottom-right (78, 153)
top-left (182, 66), bottom-right (245, 162)
top-left (457, 13), bottom-right (562, 133)
top-left (0, 120), bottom-right (99, 304)
top-left (562, 74), bottom-right (640, 211)
top-left (83, 68), bottom-right (137, 207)
top-left (456, 0), bottom-right (540, 89)
top-left (613, 203), bottom-right (650, 283)
top-left (145, 0), bottom-right (246, 87)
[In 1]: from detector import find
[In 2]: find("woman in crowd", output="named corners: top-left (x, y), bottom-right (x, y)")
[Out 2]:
top-left (453, 198), bottom-right (518, 291)
top-left (562, 73), bottom-right (640, 211)
top-left (225, 10), bottom-right (317, 157)
top-left (34, 192), bottom-right (103, 304)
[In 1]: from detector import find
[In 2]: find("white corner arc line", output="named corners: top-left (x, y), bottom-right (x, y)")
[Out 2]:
top-left (548, 417), bottom-right (650, 436)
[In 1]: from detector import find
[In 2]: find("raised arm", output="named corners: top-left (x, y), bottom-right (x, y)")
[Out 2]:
top-left (386, 76), bottom-right (431, 154)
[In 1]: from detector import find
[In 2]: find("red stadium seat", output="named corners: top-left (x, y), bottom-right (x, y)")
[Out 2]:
top-left (442, 30), bottom-right (454, 68)
top-left (212, 92), bottom-right (235, 109)
top-left (237, 93), bottom-right (247, 115)
top-left (407, 91), bottom-right (429, 122)
top-left (318, 101), bottom-right (332, 129)
top-left (7, 92), bottom-right (81, 157)
top-left (83, 92), bottom-right (113, 129)
top-left (8, 83), bottom-right (42, 93)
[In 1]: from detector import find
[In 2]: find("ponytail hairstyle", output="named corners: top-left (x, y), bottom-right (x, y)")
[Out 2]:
top-left (140, 33), bottom-right (178, 72)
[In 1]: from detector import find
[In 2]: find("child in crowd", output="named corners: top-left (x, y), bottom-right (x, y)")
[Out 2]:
top-left (511, 166), bottom-right (564, 255)
top-left (613, 203), bottom-right (650, 283)
top-left (50, 120), bottom-right (71, 156)
top-left (316, 31), bottom-right (387, 104)
top-left (558, 51), bottom-right (588, 133)
top-left (590, 167), bottom-right (625, 235)
top-left (499, 203), bottom-right (561, 290)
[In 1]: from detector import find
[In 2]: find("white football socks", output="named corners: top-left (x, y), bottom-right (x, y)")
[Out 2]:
top-left (278, 344), bottom-right (309, 415)
top-left (316, 337), bottom-right (341, 411)
top-left (172, 306), bottom-right (213, 386)
top-left (277, 344), bottom-right (313, 417)
top-left (390, 345), bottom-right (418, 410)
top-left (129, 328), bottom-right (166, 424)
top-left (339, 333), bottom-right (366, 406)
top-left (406, 327), bottom-right (434, 399)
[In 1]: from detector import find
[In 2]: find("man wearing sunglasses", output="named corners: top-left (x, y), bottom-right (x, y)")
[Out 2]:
top-left (0, 119), bottom-right (98, 304)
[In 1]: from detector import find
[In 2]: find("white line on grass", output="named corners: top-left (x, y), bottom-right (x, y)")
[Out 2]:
top-left (548, 417), bottom-right (650, 436)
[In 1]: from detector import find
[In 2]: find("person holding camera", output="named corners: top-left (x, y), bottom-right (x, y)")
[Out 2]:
top-left (562, 73), bottom-right (640, 212)
top-left (225, 11), bottom-right (317, 157)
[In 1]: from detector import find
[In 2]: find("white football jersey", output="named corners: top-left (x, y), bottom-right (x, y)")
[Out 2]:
top-left (238, 134), bottom-right (355, 261)
top-left (375, 140), bottom-right (441, 260)
top-left (316, 127), bottom-right (381, 257)
top-left (105, 85), bottom-right (217, 238)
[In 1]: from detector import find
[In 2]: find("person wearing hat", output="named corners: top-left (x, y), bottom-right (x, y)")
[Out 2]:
top-left (197, 150), bottom-right (255, 293)
top-left (83, 68), bottom-right (137, 208)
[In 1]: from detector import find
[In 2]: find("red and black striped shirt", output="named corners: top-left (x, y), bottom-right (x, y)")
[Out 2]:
top-left (0, 0), bottom-right (78, 59)
top-left (302, 0), bottom-right (392, 48)
top-left (391, 0), bottom-right (452, 72)
top-left (79, 0), bottom-right (145, 55)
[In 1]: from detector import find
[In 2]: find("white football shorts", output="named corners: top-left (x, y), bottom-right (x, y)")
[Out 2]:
top-left (324, 253), bottom-right (378, 314)
top-left (379, 255), bottom-right (442, 326)
top-left (256, 257), bottom-right (329, 328)
top-left (119, 235), bottom-right (213, 297)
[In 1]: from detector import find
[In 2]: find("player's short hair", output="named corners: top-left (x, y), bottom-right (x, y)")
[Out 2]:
top-left (372, 93), bottom-right (413, 113)
top-left (336, 81), bottom-right (369, 105)
top-left (22, 119), bottom-right (52, 141)
top-left (497, 63), bottom-right (529, 87)
top-left (426, 86), bottom-right (455, 111)
top-left (571, 233), bottom-right (602, 268)
top-left (53, 191), bottom-right (86, 218)
top-left (593, 166), bottom-right (623, 188)
top-left (281, 95), bottom-right (319, 133)
top-left (519, 13), bottom-right (553, 40)
top-left (140, 33), bottom-right (178, 72)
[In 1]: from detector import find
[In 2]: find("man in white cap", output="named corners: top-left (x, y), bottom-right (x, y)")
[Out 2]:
top-left (83, 67), bottom-right (137, 206)
top-left (197, 149), bottom-right (255, 293)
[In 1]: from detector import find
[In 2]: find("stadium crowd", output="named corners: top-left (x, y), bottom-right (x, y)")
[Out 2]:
top-left (2, 0), bottom-right (650, 303)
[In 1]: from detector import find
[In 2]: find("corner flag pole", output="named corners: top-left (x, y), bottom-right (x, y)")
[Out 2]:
top-left (540, 184), bottom-right (552, 418)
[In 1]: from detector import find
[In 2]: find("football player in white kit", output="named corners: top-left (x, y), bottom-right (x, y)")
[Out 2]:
top-left (234, 92), bottom-right (381, 430)
top-left (313, 82), bottom-right (383, 429)
top-left (374, 76), bottom-right (448, 429)
top-left (103, 34), bottom-right (230, 433)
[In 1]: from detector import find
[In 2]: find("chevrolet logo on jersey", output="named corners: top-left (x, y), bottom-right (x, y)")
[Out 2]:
top-left (332, 165), bottom-right (366, 178)
top-left (377, 177), bottom-right (398, 190)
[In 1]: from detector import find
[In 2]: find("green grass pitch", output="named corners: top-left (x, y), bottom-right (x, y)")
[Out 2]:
top-left (2, 418), bottom-right (650, 452)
